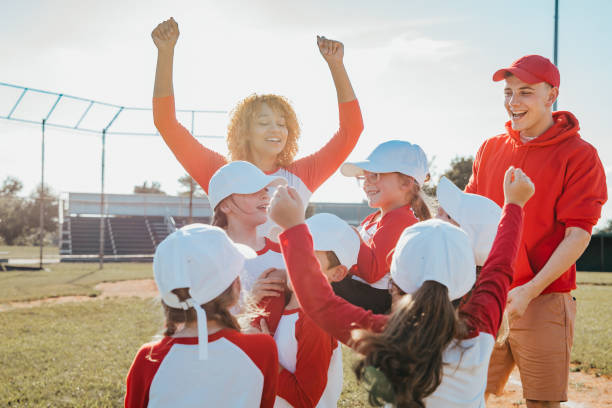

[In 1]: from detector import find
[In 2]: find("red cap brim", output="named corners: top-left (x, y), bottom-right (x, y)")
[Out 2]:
top-left (492, 66), bottom-right (543, 84)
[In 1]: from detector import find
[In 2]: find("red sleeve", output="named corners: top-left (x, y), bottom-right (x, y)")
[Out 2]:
top-left (464, 141), bottom-right (485, 194)
top-left (277, 313), bottom-right (334, 407)
top-left (459, 204), bottom-right (523, 336)
top-left (556, 145), bottom-right (608, 234)
top-left (352, 209), bottom-right (418, 283)
top-left (279, 224), bottom-right (388, 346)
top-left (153, 95), bottom-right (227, 193)
top-left (252, 294), bottom-right (285, 335)
top-left (285, 99), bottom-right (363, 192)
top-left (124, 342), bottom-right (168, 408)
top-left (231, 333), bottom-right (279, 408)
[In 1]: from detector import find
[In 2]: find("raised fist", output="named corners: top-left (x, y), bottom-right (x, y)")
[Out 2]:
top-left (317, 35), bottom-right (344, 66)
top-left (503, 166), bottom-right (535, 207)
top-left (151, 17), bottom-right (179, 52)
top-left (268, 186), bottom-right (305, 230)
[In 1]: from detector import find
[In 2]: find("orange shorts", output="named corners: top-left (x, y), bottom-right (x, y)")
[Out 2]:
top-left (486, 292), bottom-right (576, 402)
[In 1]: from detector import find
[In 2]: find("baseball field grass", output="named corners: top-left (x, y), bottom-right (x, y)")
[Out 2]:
top-left (0, 262), bottom-right (153, 303)
top-left (0, 265), bottom-right (610, 407)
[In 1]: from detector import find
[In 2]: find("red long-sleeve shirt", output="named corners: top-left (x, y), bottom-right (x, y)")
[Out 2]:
top-left (466, 111), bottom-right (607, 293)
top-left (351, 205), bottom-right (418, 287)
top-left (279, 204), bottom-right (523, 345)
top-left (274, 309), bottom-right (342, 408)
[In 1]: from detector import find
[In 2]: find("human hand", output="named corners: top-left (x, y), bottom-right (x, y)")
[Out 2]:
top-left (503, 166), bottom-right (535, 207)
top-left (151, 17), bottom-right (179, 52)
top-left (317, 35), bottom-right (344, 66)
top-left (268, 186), bottom-right (305, 230)
top-left (251, 268), bottom-right (286, 303)
top-left (244, 318), bottom-right (271, 335)
top-left (506, 284), bottom-right (536, 322)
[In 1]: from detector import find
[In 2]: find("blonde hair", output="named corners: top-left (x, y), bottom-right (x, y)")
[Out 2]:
top-left (227, 94), bottom-right (300, 167)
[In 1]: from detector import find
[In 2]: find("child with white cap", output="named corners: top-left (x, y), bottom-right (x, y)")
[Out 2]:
top-left (436, 175), bottom-right (503, 268)
top-left (333, 140), bottom-right (431, 314)
top-left (265, 213), bottom-right (359, 408)
top-left (124, 224), bottom-right (279, 408)
top-left (268, 166), bottom-right (535, 408)
top-left (208, 161), bottom-right (288, 299)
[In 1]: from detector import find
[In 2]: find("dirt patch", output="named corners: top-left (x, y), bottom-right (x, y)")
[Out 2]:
top-left (0, 279), bottom-right (158, 312)
top-left (487, 366), bottom-right (611, 407)
top-left (0, 295), bottom-right (94, 311)
top-left (96, 279), bottom-right (158, 299)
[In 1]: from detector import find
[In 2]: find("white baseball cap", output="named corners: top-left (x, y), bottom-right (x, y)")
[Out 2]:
top-left (340, 140), bottom-right (429, 186)
top-left (437, 176), bottom-right (502, 266)
top-left (306, 213), bottom-right (360, 268)
top-left (390, 219), bottom-right (476, 301)
top-left (208, 161), bottom-right (287, 210)
top-left (153, 223), bottom-right (256, 359)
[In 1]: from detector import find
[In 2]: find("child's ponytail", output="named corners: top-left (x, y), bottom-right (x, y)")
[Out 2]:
top-left (353, 281), bottom-right (466, 407)
top-left (202, 283), bottom-right (241, 332)
top-left (400, 174), bottom-right (432, 221)
top-left (161, 283), bottom-right (241, 336)
top-left (410, 188), bottom-right (432, 222)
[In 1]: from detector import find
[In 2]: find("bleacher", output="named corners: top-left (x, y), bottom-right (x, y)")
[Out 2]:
top-left (62, 216), bottom-right (114, 255)
top-left (61, 215), bottom-right (211, 257)
top-left (58, 192), bottom-right (370, 261)
top-left (60, 192), bottom-right (212, 261)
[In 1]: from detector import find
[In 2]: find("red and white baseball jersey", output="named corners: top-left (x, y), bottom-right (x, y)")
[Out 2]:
top-left (125, 329), bottom-right (278, 408)
top-left (273, 308), bottom-right (343, 408)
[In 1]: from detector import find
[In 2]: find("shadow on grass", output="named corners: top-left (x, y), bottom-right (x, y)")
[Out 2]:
top-left (65, 269), bottom-right (100, 284)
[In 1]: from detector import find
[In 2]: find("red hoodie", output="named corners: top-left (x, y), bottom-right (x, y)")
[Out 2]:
top-left (465, 111), bottom-right (607, 294)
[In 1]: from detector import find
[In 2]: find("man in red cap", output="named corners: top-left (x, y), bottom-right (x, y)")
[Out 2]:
top-left (465, 55), bottom-right (607, 407)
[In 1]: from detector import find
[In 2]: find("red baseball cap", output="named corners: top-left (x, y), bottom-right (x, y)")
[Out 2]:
top-left (492, 55), bottom-right (560, 88)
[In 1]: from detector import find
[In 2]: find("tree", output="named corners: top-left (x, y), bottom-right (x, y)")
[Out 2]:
top-left (596, 219), bottom-right (612, 234)
top-left (26, 183), bottom-right (59, 236)
top-left (423, 156), bottom-right (474, 197)
top-left (0, 196), bottom-right (29, 245)
top-left (0, 176), bottom-right (23, 195)
top-left (0, 178), bottom-right (59, 245)
top-left (134, 181), bottom-right (166, 195)
top-left (442, 156), bottom-right (473, 190)
top-left (177, 174), bottom-right (205, 223)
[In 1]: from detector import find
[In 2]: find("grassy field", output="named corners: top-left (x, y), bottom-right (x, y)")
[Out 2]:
top-left (0, 299), bottom-right (161, 407)
top-left (0, 245), bottom-right (59, 259)
top-left (0, 269), bottom-right (609, 407)
top-left (572, 274), bottom-right (612, 374)
top-left (0, 262), bottom-right (152, 302)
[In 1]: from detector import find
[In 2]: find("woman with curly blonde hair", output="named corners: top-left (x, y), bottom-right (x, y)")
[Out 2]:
top-left (151, 18), bottom-right (363, 238)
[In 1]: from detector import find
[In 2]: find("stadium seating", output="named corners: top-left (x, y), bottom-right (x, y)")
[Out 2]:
top-left (61, 215), bottom-right (210, 256)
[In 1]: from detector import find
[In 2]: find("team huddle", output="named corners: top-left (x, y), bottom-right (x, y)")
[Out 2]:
top-left (124, 18), bottom-right (608, 408)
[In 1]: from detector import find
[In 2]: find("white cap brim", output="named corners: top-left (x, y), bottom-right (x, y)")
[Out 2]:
top-left (341, 161), bottom-right (389, 177)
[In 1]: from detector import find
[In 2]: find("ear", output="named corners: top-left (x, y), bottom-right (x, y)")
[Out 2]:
top-left (546, 87), bottom-right (559, 108)
top-left (398, 174), bottom-right (414, 192)
top-left (219, 200), bottom-right (233, 215)
top-left (329, 265), bottom-right (348, 282)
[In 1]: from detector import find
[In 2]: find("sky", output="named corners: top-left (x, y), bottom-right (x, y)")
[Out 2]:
top-left (0, 0), bottom-right (610, 227)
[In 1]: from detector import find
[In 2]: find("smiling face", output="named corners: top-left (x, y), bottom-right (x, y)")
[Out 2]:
top-left (504, 74), bottom-right (558, 139)
top-left (362, 171), bottom-right (412, 213)
top-left (220, 187), bottom-right (271, 227)
top-left (247, 103), bottom-right (289, 163)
